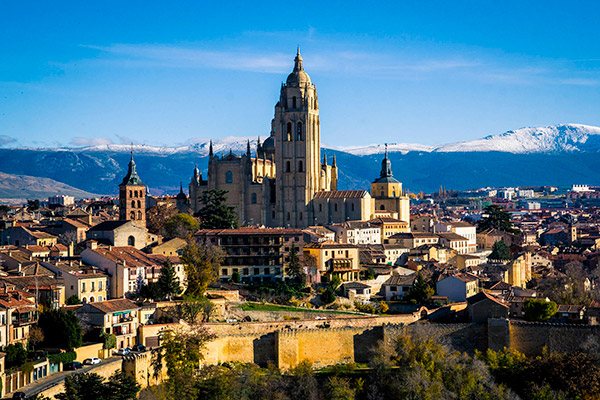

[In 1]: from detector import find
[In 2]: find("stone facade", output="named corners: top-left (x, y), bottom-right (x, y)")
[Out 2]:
top-left (119, 153), bottom-right (146, 228)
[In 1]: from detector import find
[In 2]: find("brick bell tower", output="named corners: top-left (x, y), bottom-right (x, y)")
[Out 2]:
top-left (119, 151), bottom-right (146, 228)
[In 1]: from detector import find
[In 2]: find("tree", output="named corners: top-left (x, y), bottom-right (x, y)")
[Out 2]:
top-left (66, 295), bottom-right (82, 305)
top-left (180, 241), bottom-right (224, 298)
top-left (4, 343), bottom-right (27, 368)
top-left (168, 295), bottom-right (215, 324)
top-left (147, 203), bottom-right (178, 235)
top-left (329, 275), bottom-right (342, 291)
top-left (154, 325), bottom-right (216, 400)
top-left (139, 282), bottom-right (163, 301)
top-left (523, 299), bottom-right (558, 322)
top-left (100, 331), bottom-right (117, 350)
top-left (158, 260), bottom-right (182, 300)
top-left (195, 189), bottom-right (238, 229)
top-left (406, 273), bottom-right (434, 304)
top-left (164, 213), bottom-right (199, 239)
top-left (56, 370), bottom-right (140, 400)
top-left (489, 239), bottom-right (511, 261)
top-left (28, 325), bottom-right (45, 350)
top-left (27, 199), bottom-right (40, 211)
top-left (38, 309), bottom-right (82, 349)
top-left (322, 287), bottom-right (336, 304)
top-left (478, 204), bottom-right (519, 234)
top-left (231, 270), bottom-right (241, 283)
top-left (287, 243), bottom-right (302, 282)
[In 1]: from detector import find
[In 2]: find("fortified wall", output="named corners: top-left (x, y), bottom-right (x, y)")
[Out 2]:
top-left (488, 318), bottom-right (600, 355)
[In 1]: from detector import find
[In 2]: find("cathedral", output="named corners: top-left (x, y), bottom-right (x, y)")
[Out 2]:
top-left (189, 50), bottom-right (409, 229)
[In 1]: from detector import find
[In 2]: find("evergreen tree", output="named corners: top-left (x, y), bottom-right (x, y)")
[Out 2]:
top-left (139, 281), bottom-right (163, 301)
top-left (287, 243), bottom-right (302, 282)
top-left (523, 299), bottom-right (558, 322)
top-left (406, 273), bottom-right (434, 304)
top-left (489, 239), bottom-right (511, 261)
top-left (195, 189), bottom-right (239, 229)
top-left (38, 309), bottom-right (82, 349)
top-left (158, 260), bottom-right (182, 300)
top-left (478, 204), bottom-right (519, 234)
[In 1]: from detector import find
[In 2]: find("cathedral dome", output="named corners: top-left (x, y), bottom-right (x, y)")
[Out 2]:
top-left (286, 48), bottom-right (311, 87)
top-left (263, 136), bottom-right (275, 149)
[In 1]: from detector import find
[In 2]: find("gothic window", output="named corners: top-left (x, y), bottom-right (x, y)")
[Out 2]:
top-left (297, 122), bottom-right (302, 140)
top-left (293, 96), bottom-right (297, 109)
top-left (128, 235), bottom-right (135, 246)
top-left (226, 171), bottom-right (233, 183)
top-left (131, 200), bottom-right (136, 208)
top-left (134, 191), bottom-right (138, 198)
top-left (299, 212), bottom-right (303, 220)
top-left (138, 210), bottom-right (142, 219)
top-left (298, 160), bottom-right (303, 172)
top-left (319, 204), bottom-right (322, 212)
top-left (334, 203), bottom-right (338, 212)
top-left (287, 212), bottom-right (291, 221)
top-left (251, 193), bottom-right (257, 204)
top-left (129, 190), bottom-right (132, 197)
top-left (351, 203), bottom-right (355, 212)
top-left (287, 122), bottom-right (292, 141)
top-left (286, 161), bottom-right (291, 172)
top-left (380, 205), bottom-right (385, 210)
top-left (130, 211), bottom-right (135, 219)
top-left (137, 200), bottom-right (141, 208)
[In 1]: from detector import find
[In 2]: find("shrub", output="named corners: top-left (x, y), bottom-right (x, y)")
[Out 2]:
top-left (48, 351), bottom-right (76, 365)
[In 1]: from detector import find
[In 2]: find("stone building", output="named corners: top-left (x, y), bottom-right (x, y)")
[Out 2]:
top-left (119, 152), bottom-right (146, 228)
top-left (370, 145), bottom-right (410, 224)
top-left (189, 50), bottom-right (338, 228)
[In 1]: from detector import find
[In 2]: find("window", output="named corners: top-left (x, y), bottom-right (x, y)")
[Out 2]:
top-left (287, 122), bottom-right (292, 141)
top-left (226, 171), bottom-right (233, 183)
top-left (334, 203), bottom-right (338, 212)
top-left (131, 200), bottom-right (136, 208)
top-left (351, 203), bottom-right (355, 212)
top-left (129, 190), bottom-right (132, 197)
top-left (251, 193), bottom-right (257, 204)
top-left (264, 268), bottom-right (270, 275)
top-left (381, 191), bottom-right (384, 197)
top-left (287, 212), bottom-right (291, 220)
top-left (393, 190), bottom-right (396, 197)
top-left (128, 235), bottom-right (135, 246)
top-left (297, 122), bottom-right (302, 140)
top-left (137, 200), bottom-right (141, 208)
top-left (138, 211), bottom-right (142, 219)
top-left (292, 96), bottom-right (297, 108)
top-left (91, 282), bottom-right (95, 291)
top-left (222, 268), bottom-right (228, 276)
top-left (286, 161), bottom-right (291, 172)
top-left (99, 281), bottom-right (103, 290)
top-left (134, 191), bottom-right (138, 198)
top-left (81, 282), bottom-right (86, 292)
top-left (299, 212), bottom-right (303, 220)
top-left (298, 160), bottom-right (303, 172)
top-left (380, 205), bottom-right (385, 210)
top-left (130, 211), bottom-right (135, 219)
top-left (319, 203), bottom-right (322, 212)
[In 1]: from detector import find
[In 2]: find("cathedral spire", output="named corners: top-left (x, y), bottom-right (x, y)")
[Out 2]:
top-left (380, 143), bottom-right (393, 178)
top-left (332, 153), bottom-right (337, 168)
top-left (209, 140), bottom-right (213, 157)
top-left (323, 151), bottom-right (327, 166)
top-left (294, 46), bottom-right (303, 71)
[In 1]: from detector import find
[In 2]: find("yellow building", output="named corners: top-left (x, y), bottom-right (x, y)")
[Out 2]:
top-left (303, 241), bottom-right (360, 282)
top-left (370, 146), bottom-right (410, 224)
top-left (368, 217), bottom-right (410, 243)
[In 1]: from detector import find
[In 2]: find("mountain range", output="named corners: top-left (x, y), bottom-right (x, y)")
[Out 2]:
top-left (2, 123), bottom-right (600, 200)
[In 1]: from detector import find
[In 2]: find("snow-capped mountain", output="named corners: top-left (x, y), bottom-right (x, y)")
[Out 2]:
top-left (435, 124), bottom-right (600, 154)
top-left (328, 142), bottom-right (434, 155)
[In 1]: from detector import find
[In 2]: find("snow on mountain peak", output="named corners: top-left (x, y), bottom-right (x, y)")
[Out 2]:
top-left (434, 124), bottom-right (600, 154)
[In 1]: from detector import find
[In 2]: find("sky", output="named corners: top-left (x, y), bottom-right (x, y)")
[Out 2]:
top-left (1, 1), bottom-right (600, 148)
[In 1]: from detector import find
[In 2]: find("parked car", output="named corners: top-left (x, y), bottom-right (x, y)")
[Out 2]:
top-left (114, 348), bottom-right (131, 356)
top-left (131, 344), bottom-right (146, 352)
top-left (64, 361), bottom-right (83, 370)
top-left (83, 357), bottom-right (101, 365)
top-left (12, 392), bottom-right (26, 399)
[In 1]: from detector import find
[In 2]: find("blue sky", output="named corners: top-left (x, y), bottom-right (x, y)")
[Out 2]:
top-left (1, 1), bottom-right (600, 148)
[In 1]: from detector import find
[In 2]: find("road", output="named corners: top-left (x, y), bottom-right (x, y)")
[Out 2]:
top-left (4, 357), bottom-right (122, 399)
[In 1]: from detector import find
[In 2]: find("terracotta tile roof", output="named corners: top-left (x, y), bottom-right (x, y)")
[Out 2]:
top-left (313, 190), bottom-right (368, 199)
top-left (437, 232), bottom-right (469, 241)
top-left (84, 298), bottom-right (139, 314)
top-left (383, 274), bottom-right (416, 286)
top-left (303, 240), bottom-right (359, 249)
top-left (90, 246), bottom-right (164, 268)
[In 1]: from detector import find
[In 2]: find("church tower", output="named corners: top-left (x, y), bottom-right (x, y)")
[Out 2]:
top-left (272, 48), bottom-right (326, 228)
top-left (119, 152), bottom-right (146, 228)
top-left (371, 145), bottom-right (410, 223)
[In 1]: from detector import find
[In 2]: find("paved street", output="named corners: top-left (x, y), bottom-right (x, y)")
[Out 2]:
top-left (4, 357), bottom-right (122, 399)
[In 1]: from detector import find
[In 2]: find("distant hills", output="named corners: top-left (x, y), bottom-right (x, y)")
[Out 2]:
top-left (3, 124), bottom-right (600, 200)
top-left (0, 172), bottom-right (97, 203)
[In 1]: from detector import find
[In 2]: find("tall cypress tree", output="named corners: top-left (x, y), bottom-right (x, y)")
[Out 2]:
top-left (158, 259), bottom-right (182, 300)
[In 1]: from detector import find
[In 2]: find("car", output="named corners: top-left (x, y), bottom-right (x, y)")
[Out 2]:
top-left (114, 348), bottom-right (131, 356)
top-left (63, 361), bottom-right (83, 370)
top-left (83, 357), bottom-right (101, 365)
top-left (12, 392), bottom-right (26, 399)
top-left (131, 344), bottom-right (146, 352)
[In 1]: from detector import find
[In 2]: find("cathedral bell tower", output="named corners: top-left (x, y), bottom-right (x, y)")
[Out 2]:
top-left (119, 151), bottom-right (146, 228)
top-left (273, 48), bottom-right (322, 228)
